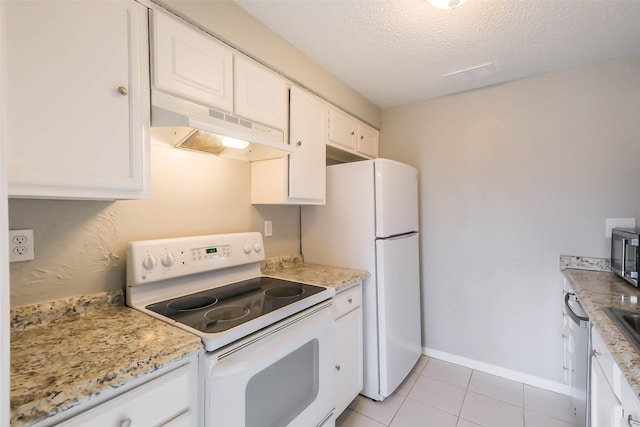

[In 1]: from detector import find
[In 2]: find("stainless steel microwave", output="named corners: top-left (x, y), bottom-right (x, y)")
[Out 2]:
top-left (612, 228), bottom-right (640, 287)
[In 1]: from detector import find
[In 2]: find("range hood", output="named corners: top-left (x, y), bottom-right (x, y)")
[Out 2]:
top-left (151, 90), bottom-right (292, 160)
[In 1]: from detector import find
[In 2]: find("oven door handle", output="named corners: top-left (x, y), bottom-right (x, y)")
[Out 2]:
top-left (564, 292), bottom-right (589, 326)
top-left (210, 303), bottom-right (334, 378)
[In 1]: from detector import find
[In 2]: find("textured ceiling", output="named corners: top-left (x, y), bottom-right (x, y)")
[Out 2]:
top-left (235, 0), bottom-right (640, 109)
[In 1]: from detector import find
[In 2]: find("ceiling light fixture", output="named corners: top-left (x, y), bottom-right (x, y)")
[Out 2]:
top-left (427, 0), bottom-right (468, 9)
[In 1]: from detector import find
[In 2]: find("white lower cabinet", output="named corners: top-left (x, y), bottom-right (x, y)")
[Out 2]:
top-left (590, 327), bottom-right (629, 427)
top-left (54, 356), bottom-right (199, 427)
top-left (334, 283), bottom-right (363, 416)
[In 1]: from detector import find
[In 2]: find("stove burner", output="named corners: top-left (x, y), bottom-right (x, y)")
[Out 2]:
top-left (167, 295), bottom-right (218, 311)
top-left (205, 305), bottom-right (251, 323)
top-left (264, 286), bottom-right (305, 298)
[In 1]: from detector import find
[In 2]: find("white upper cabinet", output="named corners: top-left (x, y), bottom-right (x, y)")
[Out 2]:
top-left (234, 55), bottom-right (288, 130)
top-left (357, 122), bottom-right (379, 158)
top-left (151, 9), bottom-right (233, 112)
top-left (288, 87), bottom-right (326, 202)
top-left (251, 86), bottom-right (326, 204)
top-left (328, 107), bottom-right (378, 159)
top-left (4, 0), bottom-right (150, 200)
top-left (328, 109), bottom-right (357, 150)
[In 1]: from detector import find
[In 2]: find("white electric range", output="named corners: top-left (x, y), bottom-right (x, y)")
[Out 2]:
top-left (126, 232), bottom-right (336, 427)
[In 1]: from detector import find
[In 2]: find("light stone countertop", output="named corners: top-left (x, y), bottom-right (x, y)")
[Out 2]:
top-left (262, 256), bottom-right (370, 292)
top-left (10, 291), bottom-right (203, 426)
top-left (563, 268), bottom-right (640, 399)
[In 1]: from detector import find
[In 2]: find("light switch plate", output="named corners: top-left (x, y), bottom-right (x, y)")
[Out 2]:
top-left (9, 229), bottom-right (34, 262)
top-left (605, 218), bottom-right (636, 238)
top-left (264, 220), bottom-right (273, 237)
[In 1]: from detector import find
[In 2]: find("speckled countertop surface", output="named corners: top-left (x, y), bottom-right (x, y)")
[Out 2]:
top-left (262, 256), bottom-right (370, 292)
top-left (563, 268), bottom-right (640, 399)
top-left (10, 290), bottom-right (203, 426)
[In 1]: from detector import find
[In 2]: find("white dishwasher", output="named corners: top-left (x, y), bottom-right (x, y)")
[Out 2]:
top-left (563, 283), bottom-right (590, 427)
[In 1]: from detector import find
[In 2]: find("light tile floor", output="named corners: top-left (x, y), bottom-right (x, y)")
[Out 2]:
top-left (336, 356), bottom-right (575, 427)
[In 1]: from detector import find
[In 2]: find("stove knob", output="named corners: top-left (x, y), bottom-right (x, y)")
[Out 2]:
top-left (161, 253), bottom-right (175, 267)
top-left (243, 243), bottom-right (251, 254)
top-left (142, 254), bottom-right (157, 270)
top-left (254, 242), bottom-right (262, 253)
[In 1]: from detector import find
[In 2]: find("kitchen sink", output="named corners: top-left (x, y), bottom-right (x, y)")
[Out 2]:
top-left (604, 307), bottom-right (640, 354)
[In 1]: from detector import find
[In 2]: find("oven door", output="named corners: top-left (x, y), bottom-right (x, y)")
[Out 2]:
top-left (202, 302), bottom-right (335, 427)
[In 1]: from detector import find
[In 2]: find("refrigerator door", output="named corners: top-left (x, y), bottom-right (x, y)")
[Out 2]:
top-left (375, 232), bottom-right (422, 398)
top-left (374, 159), bottom-right (419, 238)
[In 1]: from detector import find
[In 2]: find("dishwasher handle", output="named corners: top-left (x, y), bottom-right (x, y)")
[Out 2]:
top-left (565, 292), bottom-right (589, 326)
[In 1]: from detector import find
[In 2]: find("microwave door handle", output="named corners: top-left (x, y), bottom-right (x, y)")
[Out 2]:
top-left (622, 239), bottom-right (628, 277)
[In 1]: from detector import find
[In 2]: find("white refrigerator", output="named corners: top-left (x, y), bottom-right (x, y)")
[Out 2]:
top-left (301, 158), bottom-right (422, 401)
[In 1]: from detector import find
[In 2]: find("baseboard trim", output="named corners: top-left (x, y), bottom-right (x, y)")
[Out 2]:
top-left (423, 347), bottom-right (571, 396)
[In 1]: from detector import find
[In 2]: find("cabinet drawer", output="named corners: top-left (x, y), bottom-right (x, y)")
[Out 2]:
top-left (334, 285), bottom-right (362, 319)
top-left (59, 363), bottom-right (194, 426)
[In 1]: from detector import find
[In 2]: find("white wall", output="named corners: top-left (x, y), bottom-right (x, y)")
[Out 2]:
top-left (8, 134), bottom-right (300, 307)
top-left (380, 55), bottom-right (640, 383)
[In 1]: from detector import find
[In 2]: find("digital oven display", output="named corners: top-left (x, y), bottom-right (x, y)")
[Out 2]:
top-left (206, 248), bottom-right (218, 254)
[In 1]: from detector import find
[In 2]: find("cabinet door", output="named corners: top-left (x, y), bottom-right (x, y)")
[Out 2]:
top-left (357, 122), bottom-right (379, 158)
top-left (234, 55), bottom-right (288, 130)
top-left (152, 9), bottom-right (233, 112)
top-left (4, 0), bottom-right (149, 199)
top-left (591, 354), bottom-right (624, 427)
top-left (288, 87), bottom-right (326, 203)
top-left (335, 306), bottom-right (363, 417)
top-left (328, 108), bottom-right (357, 150)
top-left (621, 375), bottom-right (640, 427)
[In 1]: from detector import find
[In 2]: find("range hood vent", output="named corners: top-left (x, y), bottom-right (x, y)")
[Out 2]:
top-left (151, 90), bottom-right (291, 155)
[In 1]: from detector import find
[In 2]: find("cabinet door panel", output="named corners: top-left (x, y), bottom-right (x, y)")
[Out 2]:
top-left (328, 108), bottom-right (356, 150)
top-left (5, 0), bottom-right (149, 199)
top-left (152, 9), bottom-right (233, 112)
top-left (357, 123), bottom-right (378, 158)
top-left (335, 306), bottom-right (363, 416)
top-left (234, 55), bottom-right (288, 129)
top-left (289, 87), bottom-right (326, 202)
top-left (591, 355), bottom-right (624, 427)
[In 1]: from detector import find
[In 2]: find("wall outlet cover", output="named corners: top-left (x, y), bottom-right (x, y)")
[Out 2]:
top-left (9, 229), bottom-right (34, 262)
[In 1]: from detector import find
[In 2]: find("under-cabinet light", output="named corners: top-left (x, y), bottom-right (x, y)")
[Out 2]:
top-left (222, 137), bottom-right (250, 150)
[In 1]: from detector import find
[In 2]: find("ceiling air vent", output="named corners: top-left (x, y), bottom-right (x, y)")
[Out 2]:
top-left (444, 63), bottom-right (497, 84)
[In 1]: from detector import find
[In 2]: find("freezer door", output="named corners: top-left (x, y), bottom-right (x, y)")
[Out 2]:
top-left (374, 159), bottom-right (419, 238)
top-left (375, 232), bottom-right (422, 398)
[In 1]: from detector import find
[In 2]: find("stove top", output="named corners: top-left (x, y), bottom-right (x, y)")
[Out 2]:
top-left (126, 232), bottom-right (335, 352)
top-left (146, 276), bottom-right (326, 334)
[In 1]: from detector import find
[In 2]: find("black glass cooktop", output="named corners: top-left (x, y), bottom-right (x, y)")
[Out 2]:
top-left (146, 276), bottom-right (325, 333)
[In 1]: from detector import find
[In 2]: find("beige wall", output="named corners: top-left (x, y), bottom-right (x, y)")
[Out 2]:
top-left (379, 55), bottom-right (640, 383)
top-left (9, 134), bottom-right (300, 307)
top-left (154, 0), bottom-right (381, 128)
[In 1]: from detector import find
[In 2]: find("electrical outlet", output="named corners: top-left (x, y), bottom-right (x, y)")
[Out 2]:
top-left (9, 229), bottom-right (34, 262)
top-left (264, 220), bottom-right (273, 237)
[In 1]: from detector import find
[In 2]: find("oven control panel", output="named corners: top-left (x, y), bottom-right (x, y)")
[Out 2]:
top-left (127, 232), bottom-right (264, 286)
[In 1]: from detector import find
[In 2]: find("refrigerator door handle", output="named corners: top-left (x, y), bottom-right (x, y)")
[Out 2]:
top-left (378, 231), bottom-right (419, 241)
